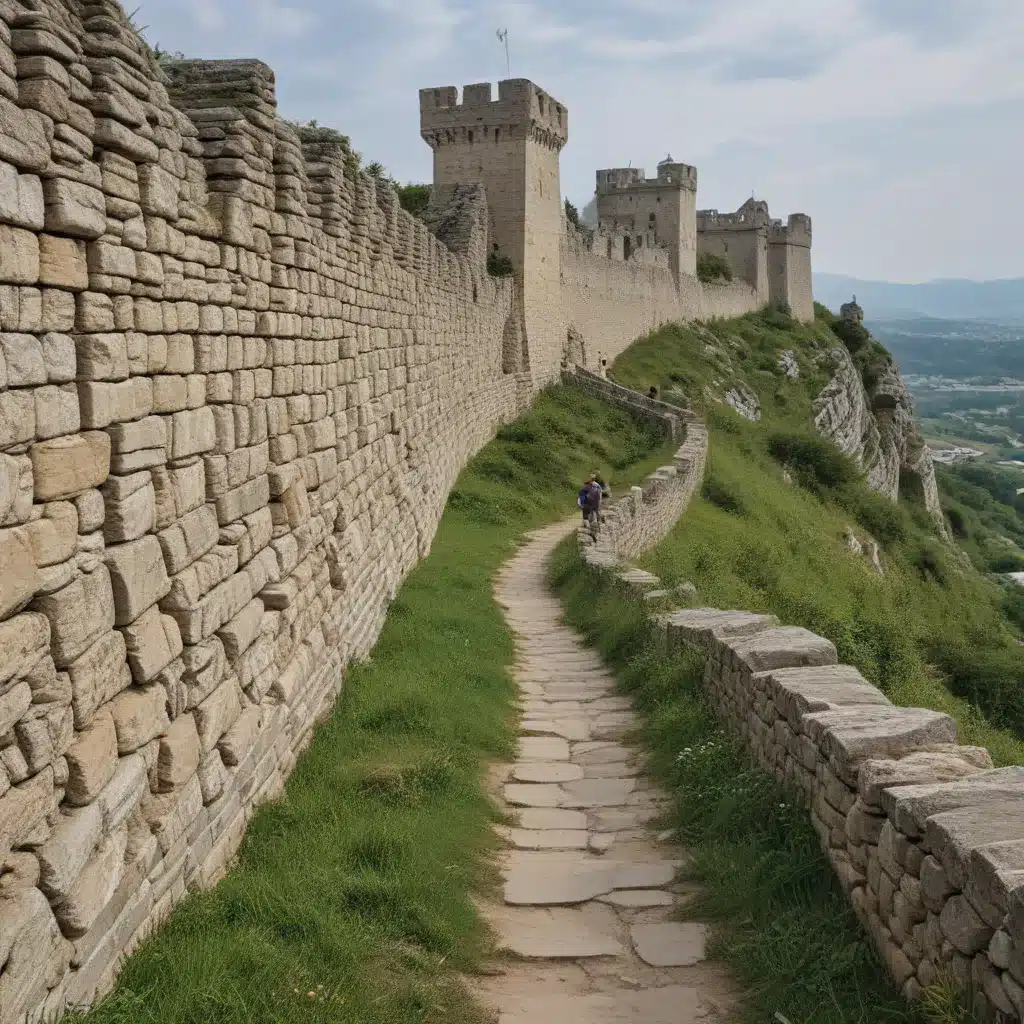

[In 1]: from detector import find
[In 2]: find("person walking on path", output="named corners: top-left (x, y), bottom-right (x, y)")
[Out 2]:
top-left (577, 475), bottom-right (603, 541)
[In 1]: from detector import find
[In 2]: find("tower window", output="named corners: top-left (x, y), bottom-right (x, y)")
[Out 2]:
top-left (494, 128), bottom-right (500, 143)
top-left (468, 130), bottom-right (473, 143)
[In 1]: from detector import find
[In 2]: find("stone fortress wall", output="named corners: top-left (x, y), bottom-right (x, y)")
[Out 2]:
top-left (577, 383), bottom-right (1024, 1022)
top-left (0, 2), bottom-right (817, 1019)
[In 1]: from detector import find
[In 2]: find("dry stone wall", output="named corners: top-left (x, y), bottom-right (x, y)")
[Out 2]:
top-left (562, 366), bottom-right (687, 441)
top-left (576, 387), bottom-right (1024, 1022)
top-left (0, 3), bottom-right (528, 1020)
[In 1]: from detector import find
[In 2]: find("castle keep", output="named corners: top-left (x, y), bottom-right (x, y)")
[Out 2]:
top-left (0, 3), bottom-right (814, 1016)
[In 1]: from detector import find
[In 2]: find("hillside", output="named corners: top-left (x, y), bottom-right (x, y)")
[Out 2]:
top-left (607, 308), bottom-right (1024, 757)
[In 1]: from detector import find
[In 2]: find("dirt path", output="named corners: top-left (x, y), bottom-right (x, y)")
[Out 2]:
top-left (475, 520), bottom-right (736, 1023)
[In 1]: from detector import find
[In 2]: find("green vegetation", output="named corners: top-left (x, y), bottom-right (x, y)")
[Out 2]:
top-left (74, 388), bottom-right (669, 1024)
top-left (395, 184), bottom-right (431, 219)
top-left (696, 250), bottom-right (733, 284)
top-left (608, 310), bottom-right (1024, 762)
top-left (486, 249), bottom-right (515, 277)
top-left (937, 462), bottom-right (1024, 572)
top-left (548, 550), bottom-right (930, 1024)
top-left (564, 198), bottom-right (581, 229)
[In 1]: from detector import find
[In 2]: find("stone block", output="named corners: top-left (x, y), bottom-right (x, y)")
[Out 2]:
top-left (0, 386), bottom-right (35, 446)
top-left (30, 431), bottom-right (110, 500)
top-left (215, 474), bottom-right (270, 526)
top-left (967, 841), bottom-right (1024, 931)
top-left (940, 893), bottom-right (992, 956)
top-left (0, 224), bottom-right (39, 284)
top-left (0, 679), bottom-right (30, 736)
top-left (96, 753), bottom-right (147, 834)
top-left (142, 774), bottom-right (203, 855)
top-left (37, 800), bottom-right (103, 901)
top-left (105, 535), bottom-right (171, 626)
top-left (101, 472), bottom-right (154, 543)
top-left (0, 610), bottom-right (49, 689)
top-left (152, 459), bottom-right (205, 529)
top-left (803, 705), bottom-right (958, 785)
top-left (108, 684), bottom-right (169, 754)
top-left (64, 709), bottom-right (118, 807)
top-left (139, 164), bottom-right (179, 219)
top-left (156, 713), bottom-right (201, 793)
top-left (194, 677), bottom-right (242, 753)
top-left (216, 598), bottom-right (264, 661)
top-left (157, 503), bottom-right (219, 575)
top-left (121, 604), bottom-right (182, 684)
top-left (882, 769), bottom-right (1024, 839)
top-left (43, 178), bottom-right (105, 239)
top-left (41, 332), bottom-right (76, 382)
top-left (76, 331), bottom-right (128, 381)
top-left (34, 382), bottom-right (81, 439)
top-left (0, 526), bottom-right (37, 618)
top-left (38, 234), bottom-right (88, 290)
top-left (169, 406), bottom-right (215, 460)
top-left (858, 748), bottom-right (993, 809)
top-left (1, 331), bottom-right (45, 385)
top-left (0, 161), bottom-right (43, 230)
top-left (925, 801), bottom-right (1024, 892)
top-left (0, 888), bottom-right (69, 1024)
top-left (54, 826), bottom-right (127, 939)
top-left (65, 628), bottom-right (130, 728)
top-left (726, 626), bottom-right (838, 673)
top-left (24, 501), bottom-right (77, 566)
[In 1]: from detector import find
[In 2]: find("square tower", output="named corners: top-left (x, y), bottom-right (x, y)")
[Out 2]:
top-left (420, 80), bottom-right (568, 383)
top-left (594, 156), bottom-right (698, 282)
top-left (696, 198), bottom-right (772, 303)
top-left (768, 214), bottom-right (813, 322)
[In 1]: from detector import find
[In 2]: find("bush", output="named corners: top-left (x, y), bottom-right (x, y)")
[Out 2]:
top-left (835, 484), bottom-right (908, 547)
top-left (564, 198), bottom-right (580, 229)
top-left (696, 251), bottom-right (733, 284)
top-left (767, 431), bottom-right (858, 492)
top-left (702, 476), bottom-right (745, 514)
top-left (395, 183), bottom-right (431, 218)
top-left (832, 317), bottom-right (871, 355)
top-left (932, 641), bottom-right (1024, 735)
top-left (487, 250), bottom-right (514, 277)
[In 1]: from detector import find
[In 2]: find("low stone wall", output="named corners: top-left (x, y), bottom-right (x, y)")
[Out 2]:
top-left (563, 366), bottom-right (691, 441)
top-left (574, 401), bottom-right (1024, 1022)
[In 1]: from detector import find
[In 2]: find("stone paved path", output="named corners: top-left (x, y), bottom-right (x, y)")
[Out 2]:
top-left (474, 521), bottom-right (735, 1023)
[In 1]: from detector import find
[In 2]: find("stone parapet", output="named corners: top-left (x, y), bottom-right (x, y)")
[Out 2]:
top-left (574, 400), bottom-right (1024, 1021)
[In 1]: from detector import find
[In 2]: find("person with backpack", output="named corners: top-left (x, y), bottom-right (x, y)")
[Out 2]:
top-left (578, 475), bottom-right (603, 539)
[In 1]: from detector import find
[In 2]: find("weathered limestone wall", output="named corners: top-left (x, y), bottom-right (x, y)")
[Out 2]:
top-left (0, 4), bottom-right (526, 1020)
top-left (576, 386), bottom-right (1024, 1022)
top-left (561, 226), bottom-right (758, 368)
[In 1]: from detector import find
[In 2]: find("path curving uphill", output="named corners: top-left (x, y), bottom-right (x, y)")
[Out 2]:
top-left (474, 520), bottom-right (735, 1023)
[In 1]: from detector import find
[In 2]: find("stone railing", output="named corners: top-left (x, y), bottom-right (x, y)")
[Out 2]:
top-left (562, 366), bottom-right (692, 441)
top-left (573, 405), bottom-right (1024, 1021)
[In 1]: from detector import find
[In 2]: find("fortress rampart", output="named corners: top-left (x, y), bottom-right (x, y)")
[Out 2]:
top-left (0, 4), bottom-right (814, 1020)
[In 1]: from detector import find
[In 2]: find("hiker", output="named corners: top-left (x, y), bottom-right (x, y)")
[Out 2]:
top-left (578, 475), bottom-right (603, 533)
top-left (649, 385), bottom-right (659, 401)
top-left (594, 472), bottom-right (611, 503)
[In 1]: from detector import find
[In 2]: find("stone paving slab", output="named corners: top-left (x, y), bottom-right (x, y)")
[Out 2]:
top-left (477, 519), bottom-right (734, 1023)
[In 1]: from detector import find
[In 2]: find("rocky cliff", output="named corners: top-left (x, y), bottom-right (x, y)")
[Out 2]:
top-left (813, 343), bottom-right (947, 536)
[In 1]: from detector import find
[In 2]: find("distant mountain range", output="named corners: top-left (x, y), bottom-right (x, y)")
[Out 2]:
top-left (814, 274), bottom-right (1024, 322)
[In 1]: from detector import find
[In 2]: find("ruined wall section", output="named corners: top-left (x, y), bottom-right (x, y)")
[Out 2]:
top-left (0, 4), bottom-right (523, 1020)
top-left (560, 223), bottom-right (758, 368)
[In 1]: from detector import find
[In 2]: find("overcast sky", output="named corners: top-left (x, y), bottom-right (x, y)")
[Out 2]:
top-left (136, 0), bottom-right (1024, 283)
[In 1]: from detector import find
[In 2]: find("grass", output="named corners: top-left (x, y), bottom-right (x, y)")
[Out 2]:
top-left (608, 312), bottom-right (1024, 764)
top-left (548, 547), bottom-right (932, 1024)
top-left (73, 386), bottom-right (671, 1024)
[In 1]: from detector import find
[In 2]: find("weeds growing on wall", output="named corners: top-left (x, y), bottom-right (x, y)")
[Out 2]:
top-left (486, 249), bottom-right (515, 277)
top-left (548, 547), bottom-right (932, 1024)
top-left (71, 387), bottom-right (671, 1024)
top-left (608, 311), bottom-right (1024, 760)
top-left (696, 251), bottom-right (733, 284)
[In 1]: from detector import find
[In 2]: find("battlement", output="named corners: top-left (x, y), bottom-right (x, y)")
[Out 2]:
top-left (596, 158), bottom-right (697, 194)
top-left (697, 198), bottom-right (772, 232)
top-left (420, 79), bottom-right (568, 150)
top-left (768, 213), bottom-right (812, 247)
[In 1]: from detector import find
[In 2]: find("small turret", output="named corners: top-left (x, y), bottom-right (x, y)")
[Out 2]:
top-left (840, 295), bottom-right (865, 324)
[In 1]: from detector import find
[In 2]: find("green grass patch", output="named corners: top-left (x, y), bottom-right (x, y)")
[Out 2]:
top-left (609, 315), bottom-right (1024, 762)
top-left (74, 386), bottom-right (671, 1024)
top-left (548, 547), bottom-right (929, 1024)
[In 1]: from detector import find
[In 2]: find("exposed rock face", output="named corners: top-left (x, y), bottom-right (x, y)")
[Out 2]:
top-left (814, 345), bottom-right (947, 537)
top-left (725, 386), bottom-right (761, 422)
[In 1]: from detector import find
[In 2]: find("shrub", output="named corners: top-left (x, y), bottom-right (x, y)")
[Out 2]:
top-left (696, 251), bottom-right (733, 284)
top-left (487, 250), bottom-right (514, 277)
top-left (767, 431), bottom-right (858, 492)
top-left (395, 183), bottom-right (431, 218)
top-left (932, 641), bottom-right (1024, 736)
top-left (835, 483), bottom-right (908, 547)
top-left (702, 477), bottom-right (745, 514)
top-left (813, 301), bottom-right (836, 324)
top-left (832, 317), bottom-right (871, 355)
top-left (564, 198), bottom-right (581, 229)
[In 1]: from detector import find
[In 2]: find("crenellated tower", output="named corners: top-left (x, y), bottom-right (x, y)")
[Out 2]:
top-left (420, 79), bottom-right (568, 383)
top-left (594, 156), bottom-right (698, 283)
top-left (768, 213), bottom-right (813, 322)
